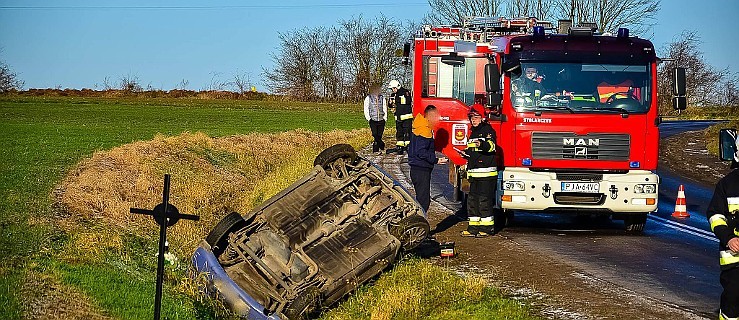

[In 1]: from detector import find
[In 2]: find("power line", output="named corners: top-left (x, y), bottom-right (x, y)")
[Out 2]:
top-left (0, 2), bottom-right (428, 10)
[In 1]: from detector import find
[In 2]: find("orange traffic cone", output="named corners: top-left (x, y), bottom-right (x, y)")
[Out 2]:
top-left (672, 184), bottom-right (690, 219)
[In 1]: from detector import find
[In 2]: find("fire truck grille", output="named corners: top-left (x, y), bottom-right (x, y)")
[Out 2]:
top-left (556, 173), bottom-right (603, 181)
top-left (554, 193), bottom-right (606, 205)
top-left (531, 132), bottom-right (630, 161)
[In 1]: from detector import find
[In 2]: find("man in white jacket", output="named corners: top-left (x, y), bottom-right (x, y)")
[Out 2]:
top-left (364, 84), bottom-right (388, 153)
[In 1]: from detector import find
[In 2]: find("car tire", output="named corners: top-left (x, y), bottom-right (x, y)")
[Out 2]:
top-left (624, 214), bottom-right (647, 233)
top-left (390, 214), bottom-right (430, 251)
top-left (282, 286), bottom-right (320, 320)
top-left (205, 212), bottom-right (246, 256)
top-left (313, 144), bottom-right (357, 168)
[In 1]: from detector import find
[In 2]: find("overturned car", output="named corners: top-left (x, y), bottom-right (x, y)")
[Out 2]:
top-left (192, 144), bottom-right (429, 319)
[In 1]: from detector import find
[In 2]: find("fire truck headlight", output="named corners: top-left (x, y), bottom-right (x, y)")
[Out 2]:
top-left (503, 181), bottom-right (525, 191)
top-left (633, 184), bottom-right (656, 194)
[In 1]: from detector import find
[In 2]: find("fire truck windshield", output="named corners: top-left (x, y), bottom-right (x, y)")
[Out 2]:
top-left (510, 62), bottom-right (652, 114)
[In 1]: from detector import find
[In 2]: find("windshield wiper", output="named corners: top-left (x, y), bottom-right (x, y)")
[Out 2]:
top-left (579, 106), bottom-right (629, 114)
top-left (535, 105), bottom-right (575, 113)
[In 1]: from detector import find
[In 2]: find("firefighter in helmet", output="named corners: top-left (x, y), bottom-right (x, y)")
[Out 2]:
top-left (461, 104), bottom-right (498, 237)
top-left (387, 79), bottom-right (413, 155)
top-left (707, 133), bottom-right (739, 320)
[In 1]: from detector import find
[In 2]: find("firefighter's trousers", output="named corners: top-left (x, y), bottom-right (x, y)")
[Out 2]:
top-left (721, 266), bottom-right (739, 319)
top-left (395, 119), bottom-right (412, 148)
top-left (467, 176), bottom-right (496, 234)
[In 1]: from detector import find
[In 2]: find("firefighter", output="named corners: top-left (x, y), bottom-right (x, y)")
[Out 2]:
top-left (707, 136), bottom-right (739, 320)
top-left (387, 79), bottom-right (413, 155)
top-left (461, 105), bottom-right (498, 238)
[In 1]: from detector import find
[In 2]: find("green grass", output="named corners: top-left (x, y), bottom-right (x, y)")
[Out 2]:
top-left (0, 96), bottom-right (367, 319)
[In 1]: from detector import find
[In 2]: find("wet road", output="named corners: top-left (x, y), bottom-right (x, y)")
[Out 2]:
top-left (422, 120), bottom-right (722, 317)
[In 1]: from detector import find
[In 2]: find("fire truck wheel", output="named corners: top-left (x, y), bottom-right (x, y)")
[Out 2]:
top-left (624, 214), bottom-right (647, 233)
top-left (390, 214), bottom-right (430, 251)
top-left (314, 144), bottom-right (357, 168)
top-left (205, 212), bottom-right (247, 256)
top-left (503, 210), bottom-right (515, 227)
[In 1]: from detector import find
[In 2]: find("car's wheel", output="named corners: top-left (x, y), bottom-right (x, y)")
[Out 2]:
top-left (205, 212), bottom-right (246, 256)
top-left (624, 214), bottom-right (647, 233)
top-left (282, 286), bottom-right (320, 320)
top-left (313, 144), bottom-right (357, 168)
top-left (390, 214), bottom-right (430, 251)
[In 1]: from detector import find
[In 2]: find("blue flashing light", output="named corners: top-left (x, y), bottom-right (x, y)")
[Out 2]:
top-left (533, 26), bottom-right (545, 39)
top-left (522, 158), bottom-right (532, 166)
top-left (629, 161), bottom-right (640, 168)
top-left (617, 28), bottom-right (629, 38)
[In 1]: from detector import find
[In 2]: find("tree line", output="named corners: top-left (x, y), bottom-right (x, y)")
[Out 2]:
top-left (263, 15), bottom-right (413, 103)
top-left (265, 0), bottom-right (661, 102)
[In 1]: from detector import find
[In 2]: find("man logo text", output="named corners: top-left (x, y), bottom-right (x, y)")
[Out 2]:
top-left (563, 138), bottom-right (600, 146)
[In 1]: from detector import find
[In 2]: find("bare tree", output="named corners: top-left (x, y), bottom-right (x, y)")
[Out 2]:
top-left (0, 60), bottom-right (24, 92)
top-left (175, 79), bottom-right (189, 90)
top-left (205, 72), bottom-right (229, 91)
top-left (119, 74), bottom-right (142, 92)
top-left (553, 0), bottom-right (660, 34)
top-left (657, 30), bottom-right (727, 110)
top-left (264, 15), bottom-right (407, 102)
top-left (507, 0), bottom-right (556, 20)
top-left (263, 28), bottom-right (319, 100)
top-left (426, 0), bottom-right (503, 25)
top-left (232, 71), bottom-right (252, 95)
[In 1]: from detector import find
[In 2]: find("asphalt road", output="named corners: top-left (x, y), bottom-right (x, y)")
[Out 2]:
top-left (420, 120), bottom-right (723, 317)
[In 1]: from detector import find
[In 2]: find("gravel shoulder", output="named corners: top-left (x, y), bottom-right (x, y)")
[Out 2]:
top-left (659, 130), bottom-right (731, 187)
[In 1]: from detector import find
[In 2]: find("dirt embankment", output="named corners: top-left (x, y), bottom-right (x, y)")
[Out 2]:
top-left (659, 130), bottom-right (731, 187)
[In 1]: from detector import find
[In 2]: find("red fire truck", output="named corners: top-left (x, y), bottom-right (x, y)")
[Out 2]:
top-left (405, 17), bottom-right (686, 231)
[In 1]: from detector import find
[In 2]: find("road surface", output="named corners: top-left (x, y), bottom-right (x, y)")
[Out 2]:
top-left (372, 120), bottom-right (724, 318)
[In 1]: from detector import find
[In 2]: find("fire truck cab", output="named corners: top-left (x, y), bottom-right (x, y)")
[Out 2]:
top-left (407, 17), bottom-right (686, 231)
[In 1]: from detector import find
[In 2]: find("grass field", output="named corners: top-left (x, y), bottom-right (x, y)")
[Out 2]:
top-left (0, 96), bottom-right (369, 319)
top-left (0, 96), bottom-right (537, 320)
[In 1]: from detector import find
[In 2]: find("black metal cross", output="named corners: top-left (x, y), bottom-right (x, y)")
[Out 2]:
top-left (130, 174), bottom-right (199, 320)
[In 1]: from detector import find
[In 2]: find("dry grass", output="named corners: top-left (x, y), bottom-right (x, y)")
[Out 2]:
top-left (320, 258), bottom-right (536, 320)
top-left (704, 120), bottom-right (739, 156)
top-left (53, 129), bottom-right (370, 260)
top-left (21, 269), bottom-right (112, 320)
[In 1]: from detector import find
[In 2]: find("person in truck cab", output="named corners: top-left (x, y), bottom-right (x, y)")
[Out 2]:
top-left (512, 67), bottom-right (546, 104)
top-left (460, 105), bottom-right (498, 237)
top-left (707, 135), bottom-right (739, 320)
top-left (387, 79), bottom-right (413, 155)
top-left (408, 105), bottom-right (447, 213)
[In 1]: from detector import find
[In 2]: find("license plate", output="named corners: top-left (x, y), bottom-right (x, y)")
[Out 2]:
top-left (561, 182), bottom-right (600, 193)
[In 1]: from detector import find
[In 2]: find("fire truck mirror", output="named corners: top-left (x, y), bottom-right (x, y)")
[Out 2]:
top-left (671, 67), bottom-right (687, 110)
top-left (719, 128), bottom-right (738, 162)
top-left (672, 97), bottom-right (687, 111)
top-left (485, 64), bottom-right (501, 93)
top-left (672, 67), bottom-right (687, 97)
top-left (441, 53), bottom-right (465, 66)
top-left (402, 42), bottom-right (411, 58)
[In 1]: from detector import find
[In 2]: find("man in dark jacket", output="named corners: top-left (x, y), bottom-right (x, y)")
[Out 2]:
top-left (460, 106), bottom-right (498, 237)
top-left (707, 138), bottom-right (739, 319)
top-left (408, 105), bottom-right (447, 213)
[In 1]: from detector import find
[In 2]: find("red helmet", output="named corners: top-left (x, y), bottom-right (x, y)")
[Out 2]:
top-left (468, 104), bottom-right (486, 119)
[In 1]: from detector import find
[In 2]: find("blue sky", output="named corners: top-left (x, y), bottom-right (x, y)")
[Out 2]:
top-left (0, 0), bottom-right (737, 91)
